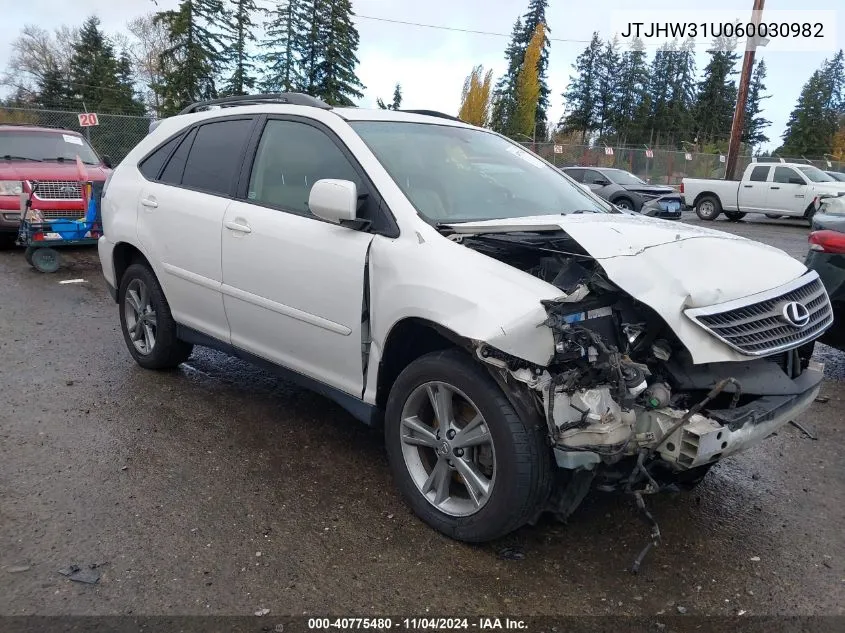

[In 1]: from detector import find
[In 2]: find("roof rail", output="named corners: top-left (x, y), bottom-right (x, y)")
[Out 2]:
top-left (398, 109), bottom-right (464, 123)
top-left (178, 93), bottom-right (332, 116)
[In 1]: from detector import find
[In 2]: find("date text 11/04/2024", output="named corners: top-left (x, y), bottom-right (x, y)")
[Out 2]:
top-left (307, 618), bottom-right (528, 630)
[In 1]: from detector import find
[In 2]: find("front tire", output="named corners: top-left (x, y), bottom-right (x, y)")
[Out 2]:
top-left (724, 211), bottom-right (746, 222)
top-left (695, 195), bottom-right (722, 221)
top-left (613, 197), bottom-right (634, 211)
top-left (384, 349), bottom-right (552, 542)
top-left (118, 262), bottom-right (193, 370)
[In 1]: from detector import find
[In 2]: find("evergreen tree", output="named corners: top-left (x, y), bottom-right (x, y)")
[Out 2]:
top-left (594, 38), bottom-right (620, 141)
top-left (377, 83), bottom-right (402, 110)
top-left (300, 0), bottom-right (325, 94)
top-left (741, 59), bottom-right (771, 149)
top-left (561, 32), bottom-right (602, 142)
top-left (391, 83), bottom-right (403, 110)
top-left (221, 0), bottom-right (259, 96)
top-left (312, 0), bottom-right (364, 105)
top-left (490, 18), bottom-right (524, 135)
top-left (260, 0), bottom-right (307, 92)
top-left (67, 17), bottom-right (117, 109)
top-left (520, 0), bottom-right (550, 138)
top-left (66, 16), bottom-right (144, 114)
top-left (664, 38), bottom-right (696, 147)
top-left (612, 37), bottom-right (648, 145)
top-left (155, 0), bottom-right (227, 115)
top-left (645, 42), bottom-right (676, 146)
top-left (37, 66), bottom-right (67, 109)
top-left (780, 51), bottom-right (845, 157)
top-left (692, 37), bottom-right (740, 147)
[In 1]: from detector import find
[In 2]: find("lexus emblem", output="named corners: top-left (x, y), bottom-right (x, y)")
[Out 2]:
top-left (781, 301), bottom-right (811, 328)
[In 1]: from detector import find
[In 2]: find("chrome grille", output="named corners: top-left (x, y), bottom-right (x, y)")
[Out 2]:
top-left (30, 180), bottom-right (83, 200)
top-left (39, 210), bottom-right (85, 220)
top-left (685, 272), bottom-right (833, 357)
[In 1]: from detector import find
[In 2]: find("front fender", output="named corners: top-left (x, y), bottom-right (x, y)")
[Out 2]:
top-left (363, 231), bottom-right (560, 403)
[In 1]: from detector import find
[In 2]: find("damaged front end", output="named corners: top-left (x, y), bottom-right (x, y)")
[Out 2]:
top-left (459, 229), bottom-right (827, 570)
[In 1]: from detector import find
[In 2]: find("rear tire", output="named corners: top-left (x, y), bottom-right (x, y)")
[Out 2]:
top-left (724, 211), bottom-right (746, 222)
top-left (384, 349), bottom-right (552, 542)
top-left (118, 262), bottom-right (193, 370)
top-left (695, 195), bottom-right (722, 221)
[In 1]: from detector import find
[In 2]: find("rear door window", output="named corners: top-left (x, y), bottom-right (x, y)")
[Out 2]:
top-left (159, 128), bottom-right (196, 186)
top-left (749, 166), bottom-right (770, 182)
top-left (139, 134), bottom-right (182, 180)
top-left (773, 167), bottom-right (802, 184)
top-left (563, 168), bottom-right (585, 182)
top-left (181, 118), bottom-right (255, 196)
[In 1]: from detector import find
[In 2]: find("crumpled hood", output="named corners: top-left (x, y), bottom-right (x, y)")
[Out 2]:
top-left (448, 213), bottom-right (810, 364)
top-left (447, 213), bottom-right (807, 305)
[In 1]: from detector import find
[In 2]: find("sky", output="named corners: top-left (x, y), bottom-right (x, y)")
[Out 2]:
top-left (1, 0), bottom-right (843, 151)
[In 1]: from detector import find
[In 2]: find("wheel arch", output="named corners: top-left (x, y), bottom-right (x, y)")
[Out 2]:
top-left (374, 317), bottom-right (547, 437)
top-left (375, 317), bottom-right (467, 410)
top-left (693, 191), bottom-right (719, 207)
top-left (112, 242), bottom-right (154, 298)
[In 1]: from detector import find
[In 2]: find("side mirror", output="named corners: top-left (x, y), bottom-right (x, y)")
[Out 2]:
top-left (309, 179), bottom-right (358, 225)
top-left (101, 154), bottom-right (114, 169)
top-left (597, 179), bottom-right (611, 186)
top-left (788, 177), bottom-right (805, 185)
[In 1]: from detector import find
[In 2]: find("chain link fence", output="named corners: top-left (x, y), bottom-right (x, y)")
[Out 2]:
top-left (1, 106), bottom-right (151, 163)
top-left (522, 142), bottom-right (845, 186)
top-left (2, 105), bottom-right (844, 182)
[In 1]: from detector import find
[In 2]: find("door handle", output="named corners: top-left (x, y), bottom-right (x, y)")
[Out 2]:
top-left (224, 220), bottom-right (252, 234)
top-left (743, 185), bottom-right (753, 188)
top-left (770, 186), bottom-right (780, 190)
top-left (140, 197), bottom-right (158, 208)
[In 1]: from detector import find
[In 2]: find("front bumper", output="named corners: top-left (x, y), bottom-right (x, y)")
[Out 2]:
top-left (552, 365), bottom-right (823, 473)
top-left (658, 367), bottom-right (822, 469)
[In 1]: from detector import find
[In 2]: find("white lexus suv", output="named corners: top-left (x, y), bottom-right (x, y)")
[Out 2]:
top-left (99, 93), bottom-right (831, 548)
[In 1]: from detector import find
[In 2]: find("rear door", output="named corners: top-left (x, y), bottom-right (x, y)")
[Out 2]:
top-left (767, 166), bottom-right (810, 216)
top-left (136, 116), bottom-right (256, 342)
top-left (220, 117), bottom-right (377, 397)
top-left (737, 165), bottom-right (770, 212)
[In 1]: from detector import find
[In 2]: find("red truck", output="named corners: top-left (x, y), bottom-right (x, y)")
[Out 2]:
top-left (0, 124), bottom-right (112, 246)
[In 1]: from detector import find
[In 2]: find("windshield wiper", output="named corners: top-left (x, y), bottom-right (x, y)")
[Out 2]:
top-left (2, 154), bottom-right (42, 161)
top-left (42, 157), bottom-right (98, 165)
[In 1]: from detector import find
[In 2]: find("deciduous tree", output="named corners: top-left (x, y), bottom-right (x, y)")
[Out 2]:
top-left (458, 66), bottom-right (493, 127)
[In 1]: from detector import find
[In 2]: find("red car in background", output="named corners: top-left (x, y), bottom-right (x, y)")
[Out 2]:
top-left (0, 124), bottom-right (112, 246)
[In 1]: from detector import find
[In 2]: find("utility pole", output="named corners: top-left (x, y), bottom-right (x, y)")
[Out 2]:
top-left (725, 0), bottom-right (765, 180)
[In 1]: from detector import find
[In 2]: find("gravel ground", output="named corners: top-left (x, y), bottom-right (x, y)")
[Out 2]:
top-left (0, 215), bottom-right (843, 617)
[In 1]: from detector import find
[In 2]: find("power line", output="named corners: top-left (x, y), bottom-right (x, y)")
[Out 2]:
top-left (249, 1), bottom-right (592, 43)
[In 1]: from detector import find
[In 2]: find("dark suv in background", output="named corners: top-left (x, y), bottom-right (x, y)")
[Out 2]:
top-left (561, 166), bottom-right (682, 219)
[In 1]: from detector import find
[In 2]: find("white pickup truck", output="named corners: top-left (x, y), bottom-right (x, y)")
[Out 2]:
top-left (682, 162), bottom-right (845, 224)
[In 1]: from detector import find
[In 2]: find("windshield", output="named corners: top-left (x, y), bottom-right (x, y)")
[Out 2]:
top-left (602, 168), bottom-right (647, 185)
top-left (350, 121), bottom-right (612, 222)
top-left (797, 165), bottom-right (835, 183)
top-left (0, 130), bottom-right (100, 165)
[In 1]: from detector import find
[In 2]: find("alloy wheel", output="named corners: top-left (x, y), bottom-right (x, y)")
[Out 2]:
top-left (399, 381), bottom-right (497, 517)
top-left (123, 278), bottom-right (157, 355)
